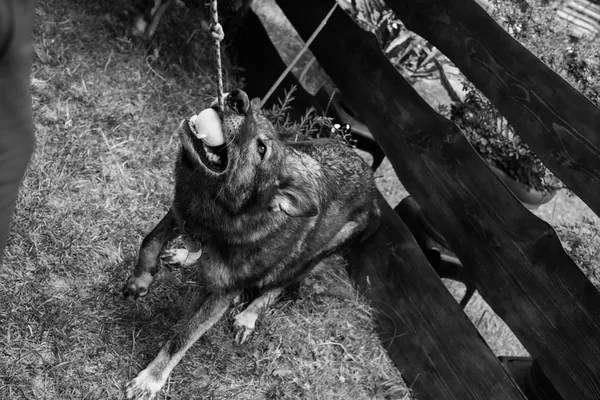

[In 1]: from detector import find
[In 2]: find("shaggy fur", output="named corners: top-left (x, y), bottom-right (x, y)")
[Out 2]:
top-left (122, 89), bottom-right (379, 400)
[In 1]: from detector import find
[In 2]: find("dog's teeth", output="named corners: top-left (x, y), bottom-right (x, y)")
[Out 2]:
top-left (188, 116), bottom-right (199, 135)
top-left (206, 152), bottom-right (221, 165)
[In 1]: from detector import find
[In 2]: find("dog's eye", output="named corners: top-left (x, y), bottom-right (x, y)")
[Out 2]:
top-left (257, 140), bottom-right (267, 159)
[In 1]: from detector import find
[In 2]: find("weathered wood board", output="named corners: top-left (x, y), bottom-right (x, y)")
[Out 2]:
top-left (274, 0), bottom-right (600, 398)
top-left (346, 194), bottom-right (526, 400)
top-left (383, 0), bottom-right (600, 219)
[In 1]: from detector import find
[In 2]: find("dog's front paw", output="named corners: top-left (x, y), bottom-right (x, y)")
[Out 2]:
top-left (125, 368), bottom-right (164, 400)
top-left (161, 248), bottom-right (201, 267)
top-left (233, 311), bottom-right (257, 344)
top-left (122, 272), bottom-right (154, 300)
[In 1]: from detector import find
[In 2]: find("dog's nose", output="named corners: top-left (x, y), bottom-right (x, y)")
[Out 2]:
top-left (227, 89), bottom-right (250, 114)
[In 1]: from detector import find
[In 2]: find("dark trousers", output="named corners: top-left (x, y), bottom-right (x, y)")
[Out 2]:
top-left (0, 0), bottom-right (36, 265)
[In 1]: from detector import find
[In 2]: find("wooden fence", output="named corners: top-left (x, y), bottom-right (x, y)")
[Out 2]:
top-left (558, 0), bottom-right (600, 39)
top-left (228, 0), bottom-right (600, 399)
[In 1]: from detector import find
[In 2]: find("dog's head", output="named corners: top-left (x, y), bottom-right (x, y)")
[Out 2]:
top-left (178, 89), bottom-right (318, 217)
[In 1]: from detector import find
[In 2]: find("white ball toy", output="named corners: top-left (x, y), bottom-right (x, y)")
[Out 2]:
top-left (190, 108), bottom-right (225, 146)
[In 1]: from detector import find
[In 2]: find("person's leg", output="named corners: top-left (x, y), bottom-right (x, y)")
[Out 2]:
top-left (0, 0), bottom-right (36, 265)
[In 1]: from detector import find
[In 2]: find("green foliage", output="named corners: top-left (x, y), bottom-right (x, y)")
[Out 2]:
top-left (556, 219), bottom-right (600, 288)
top-left (447, 87), bottom-right (564, 192)
top-left (262, 85), bottom-right (357, 146)
top-left (262, 86), bottom-right (322, 140)
top-left (446, 0), bottom-right (600, 192)
top-left (492, 0), bottom-right (600, 106)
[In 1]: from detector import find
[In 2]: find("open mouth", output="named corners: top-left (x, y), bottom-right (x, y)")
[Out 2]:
top-left (185, 119), bottom-right (228, 173)
top-left (196, 140), bottom-right (227, 173)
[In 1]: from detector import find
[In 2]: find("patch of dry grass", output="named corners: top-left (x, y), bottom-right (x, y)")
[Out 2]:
top-left (0, 1), bottom-right (409, 399)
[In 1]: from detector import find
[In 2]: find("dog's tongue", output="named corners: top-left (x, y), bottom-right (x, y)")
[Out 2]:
top-left (189, 108), bottom-right (225, 146)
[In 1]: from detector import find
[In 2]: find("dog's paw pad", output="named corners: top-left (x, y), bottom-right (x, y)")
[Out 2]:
top-left (125, 370), bottom-right (163, 400)
top-left (161, 248), bottom-right (201, 267)
top-left (122, 273), bottom-right (153, 300)
top-left (233, 312), bottom-right (257, 344)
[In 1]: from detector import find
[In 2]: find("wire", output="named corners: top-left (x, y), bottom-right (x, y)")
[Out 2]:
top-left (260, 2), bottom-right (339, 108)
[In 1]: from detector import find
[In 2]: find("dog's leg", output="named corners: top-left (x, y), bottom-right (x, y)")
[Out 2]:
top-left (123, 209), bottom-right (177, 299)
top-left (125, 292), bottom-right (236, 400)
top-left (233, 287), bottom-right (284, 344)
top-left (324, 205), bottom-right (380, 253)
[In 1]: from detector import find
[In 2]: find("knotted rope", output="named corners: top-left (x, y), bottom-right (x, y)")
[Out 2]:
top-left (210, 0), bottom-right (225, 111)
top-left (209, 1), bottom-right (338, 111)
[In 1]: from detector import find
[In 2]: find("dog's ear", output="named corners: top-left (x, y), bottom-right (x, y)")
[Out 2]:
top-left (269, 182), bottom-right (319, 217)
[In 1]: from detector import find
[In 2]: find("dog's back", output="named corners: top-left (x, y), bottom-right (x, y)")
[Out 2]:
top-left (289, 138), bottom-right (376, 213)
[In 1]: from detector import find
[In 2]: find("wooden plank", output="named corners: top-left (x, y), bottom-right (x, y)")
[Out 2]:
top-left (344, 194), bottom-right (526, 400)
top-left (572, 0), bottom-right (600, 15)
top-left (565, 24), bottom-right (591, 38)
top-left (226, 9), bottom-right (321, 121)
top-left (557, 9), bottom-right (600, 34)
top-left (381, 0), bottom-right (600, 219)
top-left (274, 1), bottom-right (600, 398)
top-left (559, 7), bottom-right (600, 30)
top-left (568, 1), bottom-right (600, 23)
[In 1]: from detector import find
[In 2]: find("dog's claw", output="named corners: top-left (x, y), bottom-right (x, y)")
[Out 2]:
top-left (161, 248), bottom-right (201, 267)
top-left (122, 273), bottom-right (153, 300)
top-left (234, 325), bottom-right (253, 344)
top-left (125, 372), bottom-right (162, 400)
top-left (233, 312), bottom-right (257, 344)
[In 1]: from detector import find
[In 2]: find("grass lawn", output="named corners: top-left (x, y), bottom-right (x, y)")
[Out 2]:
top-left (2, 1), bottom-right (600, 399)
top-left (0, 1), bottom-right (407, 399)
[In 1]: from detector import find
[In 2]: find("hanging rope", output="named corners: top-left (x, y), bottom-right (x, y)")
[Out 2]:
top-left (208, 1), bottom-right (338, 111)
top-left (210, 0), bottom-right (225, 111)
top-left (260, 2), bottom-right (339, 108)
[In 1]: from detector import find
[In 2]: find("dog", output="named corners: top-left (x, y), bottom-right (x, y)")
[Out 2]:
top-left (122, 89), bottom-right (380, 399)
